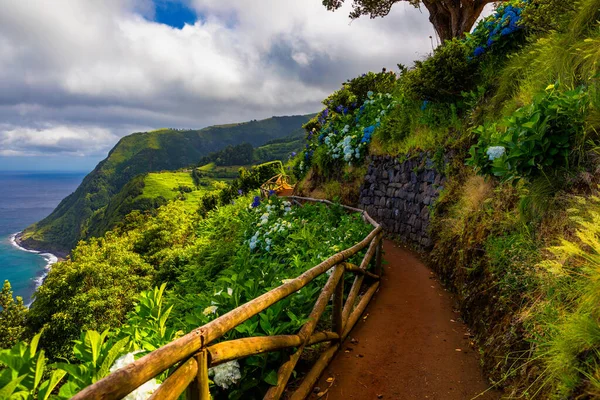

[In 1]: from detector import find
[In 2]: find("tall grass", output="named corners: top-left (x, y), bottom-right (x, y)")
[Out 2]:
top-left (492, 0), bottom-right (600, 113)
top-left (534, 196), bottom-right (600, 398)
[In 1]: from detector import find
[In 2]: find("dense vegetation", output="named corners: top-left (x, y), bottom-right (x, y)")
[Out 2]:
top-left (2, 0), bottom-right (600, 398)
top-left (197, 129), bottom-right (307, 168)
top-left (291, 0), bottom-right (600, 397)
top-left (1, 194), bottom-right (372, 398)
top-left (84, 131), bottom-right (308, 240)
top-left (20, 115), bottom-right (311, 254)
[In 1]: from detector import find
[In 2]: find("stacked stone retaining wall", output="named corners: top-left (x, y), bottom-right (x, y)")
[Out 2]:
top-left (359, 154), bottom-right (446, 248)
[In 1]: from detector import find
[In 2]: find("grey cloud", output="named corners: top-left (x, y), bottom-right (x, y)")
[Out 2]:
top-left (0, 0), bottom-right (434, 164)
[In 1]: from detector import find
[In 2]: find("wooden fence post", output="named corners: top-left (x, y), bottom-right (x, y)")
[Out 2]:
top-left (374, 236), bottom-right (383, 277)
top-left (332, 266), bottom-right (344, 336)
top-left (187, 350), bottom-right (210, 400)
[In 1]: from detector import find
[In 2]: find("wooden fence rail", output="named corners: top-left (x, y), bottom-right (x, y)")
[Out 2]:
top-left (73, 196), bottom-right (383, 400)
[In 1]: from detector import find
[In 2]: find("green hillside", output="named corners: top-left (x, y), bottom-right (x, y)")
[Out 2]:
top-left (82, 133), bottom-right (304, 239)
top-left (20, 115), bottom-right (311, 254)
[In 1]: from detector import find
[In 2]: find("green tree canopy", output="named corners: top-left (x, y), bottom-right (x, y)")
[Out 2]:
top-left (0, 280), bottom-right (27, 349)
top-left (322, 0), bottom-right (506, 42)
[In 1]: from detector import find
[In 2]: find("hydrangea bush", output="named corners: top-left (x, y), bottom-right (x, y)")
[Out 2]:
top-left (467, 84), bottom-right (590, 181)
top-left (468, 0), bottom-right (527, 57)
top-left (297, 91), bottom-right (397, 175)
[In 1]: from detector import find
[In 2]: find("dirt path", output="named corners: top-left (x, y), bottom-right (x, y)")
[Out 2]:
top-left (312, 240), bottom-right (500, 400)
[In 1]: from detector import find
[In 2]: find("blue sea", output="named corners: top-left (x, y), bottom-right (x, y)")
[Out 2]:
top-left (0, 171), bottom-right (85, 303)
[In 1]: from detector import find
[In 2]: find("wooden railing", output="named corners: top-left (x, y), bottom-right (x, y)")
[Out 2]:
top-left (73, 196), bottom-right (383, 400)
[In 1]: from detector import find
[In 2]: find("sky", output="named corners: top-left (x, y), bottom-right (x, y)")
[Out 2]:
top-left (0, 0), bottom-right (444, 171)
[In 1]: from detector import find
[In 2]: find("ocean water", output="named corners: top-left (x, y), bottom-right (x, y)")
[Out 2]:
top-left (0, 171), bottom-right (85, 303)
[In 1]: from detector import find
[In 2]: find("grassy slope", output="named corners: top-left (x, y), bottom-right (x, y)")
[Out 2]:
top-left (21, 115), bottom-right (312, 254)
top-left (82, 136), bottom-right (304, 240)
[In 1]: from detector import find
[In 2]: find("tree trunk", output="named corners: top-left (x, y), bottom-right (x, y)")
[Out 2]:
top-left (423, 0), bottom-right (494, 43)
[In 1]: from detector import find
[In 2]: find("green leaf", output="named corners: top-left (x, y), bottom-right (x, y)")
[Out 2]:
top-left (263, 369), bottom-right (278, 386)
top-left (0, 375), bottom-right (26, 398)
top-left (159, 305), bottom-right (174, 336)
top-left (29, 333), bottom-right (42, 357)
top-left (58, 380), bottom-right (81, 398)
top-left (33, 350), bottom-right (46, 390)
top-left (37, 370), bottom-right (67, 400)
top-left (54, 363), bottom-right (86, 385)
top-left (98, 336), bottom-right (130, 380)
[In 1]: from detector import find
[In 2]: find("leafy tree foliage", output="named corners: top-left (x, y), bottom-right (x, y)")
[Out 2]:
top-left (198, 143), bottom-right (254, 166)
top-left (322, 0), bottom-right (506, 41)
top-left (27, 233), bottom-right (154, 359)
top-left (0, 281), bottom-right (28, 350)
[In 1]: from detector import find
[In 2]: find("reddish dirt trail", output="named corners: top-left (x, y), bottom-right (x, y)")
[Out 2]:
top-left (312, 240), bottom-right (500, 400)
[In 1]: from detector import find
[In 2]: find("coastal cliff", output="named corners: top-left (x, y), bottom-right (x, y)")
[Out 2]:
top-left (20, 115), bottom-right (311, 254)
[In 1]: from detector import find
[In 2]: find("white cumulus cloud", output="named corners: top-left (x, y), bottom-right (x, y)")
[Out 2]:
top-left (0, 0), bottom-right (437, 167)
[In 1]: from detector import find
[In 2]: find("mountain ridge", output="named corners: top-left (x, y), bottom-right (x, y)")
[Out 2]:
top-left (20, 114), bottom-right (312, 254)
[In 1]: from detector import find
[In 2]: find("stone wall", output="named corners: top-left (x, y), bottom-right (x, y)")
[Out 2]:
top-left (359, 153), bottom-right (446, 248)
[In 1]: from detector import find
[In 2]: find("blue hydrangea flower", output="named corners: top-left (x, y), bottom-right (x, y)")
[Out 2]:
top-left (251, 196), bottom-right (261, 208)
top-left (238, 189), bottom-right (243, 195)
top-left (474, 46), bottom-right (486, 57)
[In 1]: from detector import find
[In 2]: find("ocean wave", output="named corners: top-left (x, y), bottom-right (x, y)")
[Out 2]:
top-left (9, 232), bottom-right (59, 296)
top-left (9, 232), bottom-right (40, 254)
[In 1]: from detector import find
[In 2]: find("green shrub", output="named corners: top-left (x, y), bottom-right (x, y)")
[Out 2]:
top-left (323, 70), bottom-right (396, 114)
top-left (521, 0), bottom-right (576, 34)
top-left (467, 85), bottom-right (590, 181)
top-left (402, 39), bottom-right (477, 104)
top-left (0, 333), bottom-right (66, 399)
top-left (197, 161), bottom-right (284, 216)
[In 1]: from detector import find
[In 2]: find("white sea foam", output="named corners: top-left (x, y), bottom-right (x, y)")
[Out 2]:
top-left (9, 232), bottom-right (59, 298)
top-left (9, 232), bottom-right (40, 254)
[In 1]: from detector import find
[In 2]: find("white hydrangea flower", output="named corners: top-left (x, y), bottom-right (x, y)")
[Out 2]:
top-left (203, 305), bottom-right (218, 316)
top-left (209, 360), bottom-right (242, 389)
top-left (486, 146), bottom-right (506, 161)
top-left (110, 352), bottom-right (160, 400)
top-left (227, 287), bottom-right (233, 296)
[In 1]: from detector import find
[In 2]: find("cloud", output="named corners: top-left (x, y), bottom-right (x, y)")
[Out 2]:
top-left (0, 0), bottom-right (437, 168)
top-left (0, 124), bottom-right (121, 157)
